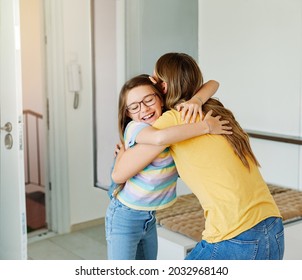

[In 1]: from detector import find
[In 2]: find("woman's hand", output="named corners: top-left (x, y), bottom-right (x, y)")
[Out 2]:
top-left (203, 110), bottom-right (233, 135)
top-left (176, 80), bottom-right (219, 124)
top-left (175, 97), bottom-right (203, 124)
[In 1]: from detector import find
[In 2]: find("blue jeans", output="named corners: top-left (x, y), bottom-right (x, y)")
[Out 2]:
top-left (185, 217), bottom-right (284, 260)
top-left (105, 198), bottom-right (158, 260)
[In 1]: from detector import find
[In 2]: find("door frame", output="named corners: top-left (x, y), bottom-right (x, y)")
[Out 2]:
top-left (43, 0), bottom-right (70, 234)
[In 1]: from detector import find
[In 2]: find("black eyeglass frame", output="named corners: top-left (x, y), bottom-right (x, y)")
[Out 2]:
top-left (126, 93), bottom-right (158, 114)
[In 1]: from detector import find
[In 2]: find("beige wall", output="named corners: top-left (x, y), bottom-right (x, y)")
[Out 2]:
top-left (20, 0), bottom-right (45, 113)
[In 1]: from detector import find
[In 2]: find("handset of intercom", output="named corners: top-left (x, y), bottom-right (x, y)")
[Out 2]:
top-left (67, 61), bottom-right (82, 109)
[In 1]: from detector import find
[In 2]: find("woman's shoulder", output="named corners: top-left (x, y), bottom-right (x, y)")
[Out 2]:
top-left (154, 109), bottom-right (182, 128)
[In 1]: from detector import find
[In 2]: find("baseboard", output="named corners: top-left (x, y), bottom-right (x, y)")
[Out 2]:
top-left (157, 226), bottom-right (196, 260)
top-left (70, 217), bottom-right (105, 232)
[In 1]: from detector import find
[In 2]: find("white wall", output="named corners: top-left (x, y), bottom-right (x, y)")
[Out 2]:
top-left (93, 0), bottom-right (119, 189)
top-left (62, 0), bottom-right (110, 226)
top-left (125, 0), bottom-right (198, 79)
top-left (45, 0), bottom-right (110, 231)
top-left (198, 0), bottom-right (302, 189)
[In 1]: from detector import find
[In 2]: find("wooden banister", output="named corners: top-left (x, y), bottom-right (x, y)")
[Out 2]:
top-left (23, 110), bottom-right (44, 187)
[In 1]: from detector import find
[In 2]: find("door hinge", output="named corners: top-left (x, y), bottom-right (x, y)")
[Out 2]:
top-left (49, 182), bottom-right (52, 191)
top-left (47, 98), bottom-right (50, 130)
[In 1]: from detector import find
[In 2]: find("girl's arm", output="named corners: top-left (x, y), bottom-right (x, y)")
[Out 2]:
top-left (111, 107), bottom-right (231, 183)
top-left (111, 143), bottom-right (166, 183)
top-left (136, 110), bottom-right (232, 145)
top-left (111, 115), bottom-right (212, 183)
top-left (176, 80), bottom-right (219, 123)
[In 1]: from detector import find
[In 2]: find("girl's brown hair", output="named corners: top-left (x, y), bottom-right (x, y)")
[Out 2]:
top-left (155, 52), bottom-right (259, 169)
top-left (117, 74), bottom-right (164, 141)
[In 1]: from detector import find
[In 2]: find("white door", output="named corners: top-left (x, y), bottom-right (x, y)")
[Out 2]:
top-left (0, 0), bottom-right (27, 259)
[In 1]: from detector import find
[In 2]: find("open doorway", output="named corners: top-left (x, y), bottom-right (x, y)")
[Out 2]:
top-left (20, 0), bottom-right (49, 236)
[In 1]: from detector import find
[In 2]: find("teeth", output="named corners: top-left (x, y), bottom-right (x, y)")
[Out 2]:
top-left (142, 113), bottom-right (154, 120)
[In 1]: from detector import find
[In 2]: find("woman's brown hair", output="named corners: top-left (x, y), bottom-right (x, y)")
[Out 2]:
top-left (204, 98), bottom-right (260, 169)
top-left (155, 52), bottom-right (259, 169)
top-left (154, 52), bottom-right (203, 109)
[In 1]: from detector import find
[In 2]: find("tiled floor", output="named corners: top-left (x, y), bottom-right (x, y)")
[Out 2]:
top-left (27, 223), bottom-right (107, 260)
top-left (27, 220), bottom-right (302, 260)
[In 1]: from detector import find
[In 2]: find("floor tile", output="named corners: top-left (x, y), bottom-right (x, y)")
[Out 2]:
top-left (28, 239), bottom-right (82, 260)
top-left (80, 224), bottom-right (107, 245)
top-left (50, 231), bottom-right (107, 260)
top-left (27, 224), bottom-right (107, 260)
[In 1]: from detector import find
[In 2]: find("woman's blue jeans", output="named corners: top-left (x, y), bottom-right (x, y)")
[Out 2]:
top-left (185, 217), bottom-right (284, 260)
top-left (105, 198), bottom-right (158, 260)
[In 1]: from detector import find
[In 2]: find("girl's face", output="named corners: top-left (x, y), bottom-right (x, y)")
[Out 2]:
top-left (126, 85), bottom-right (163, 125)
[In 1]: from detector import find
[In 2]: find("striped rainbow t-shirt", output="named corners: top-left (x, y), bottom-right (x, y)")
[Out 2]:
top-left (116, 121), bottom-right (178, 211)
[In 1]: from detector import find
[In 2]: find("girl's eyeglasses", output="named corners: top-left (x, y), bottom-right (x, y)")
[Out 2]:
top-left (126, 93), bottom-right (157, 114)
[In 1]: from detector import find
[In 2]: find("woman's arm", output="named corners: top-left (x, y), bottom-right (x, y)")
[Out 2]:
top-left (193, 80), bottom-right (219, 105)
top-left (176, 80), bottom-right (219, 123)
top-left (111, 143), bottom-right (166, 183)
top-left (136, 110), bottom-right (232, 145)
top-left (112, 109), bottom-right (232, 183)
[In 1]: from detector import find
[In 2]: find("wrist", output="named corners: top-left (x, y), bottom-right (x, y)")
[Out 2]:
top-left (194, 96), bottom-right (204, 106)
top-left (204, 120), bottom-right (212, 133)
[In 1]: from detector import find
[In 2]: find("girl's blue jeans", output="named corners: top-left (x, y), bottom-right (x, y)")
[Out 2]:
top-left (185, 217), bottom-right (284, 260)
top-left (105, 198), bottom-right (158, 260)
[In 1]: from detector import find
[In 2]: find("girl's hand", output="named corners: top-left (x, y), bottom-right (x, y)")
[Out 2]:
top-left (175, 97), bottom-right (203, 124)
top-left (203, 110), bottom-right (233, 135)
top-left (114, 142), bottom-right (125, 157)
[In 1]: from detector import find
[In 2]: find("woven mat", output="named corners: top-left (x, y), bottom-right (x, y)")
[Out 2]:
top-left (156, 184), bottom-right (302, 242)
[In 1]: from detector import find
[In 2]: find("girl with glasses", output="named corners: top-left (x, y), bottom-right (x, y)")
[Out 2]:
top-left (105, 74), bottom-right (232, 260)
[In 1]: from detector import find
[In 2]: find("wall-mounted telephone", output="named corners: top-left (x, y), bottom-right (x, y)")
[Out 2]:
top-left (67, 62), bottom-right (82, 109)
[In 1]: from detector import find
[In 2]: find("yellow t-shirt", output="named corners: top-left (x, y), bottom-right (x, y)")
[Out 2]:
top-left (153, 109), bottom-right (281, 243)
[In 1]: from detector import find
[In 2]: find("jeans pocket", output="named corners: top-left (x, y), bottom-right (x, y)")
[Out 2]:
top-left (213, 238), bottom-right (259, 260)
top-left (275, 229), bottom-right (285, 260)
top-left (105, 199), bottom-right (120, 239)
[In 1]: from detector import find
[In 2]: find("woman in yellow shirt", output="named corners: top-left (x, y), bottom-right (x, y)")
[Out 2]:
top-left (112, 52), bottom-right (284, 260)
